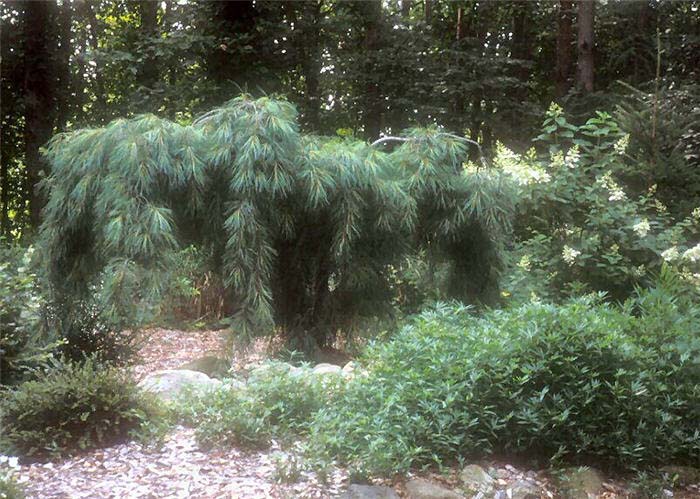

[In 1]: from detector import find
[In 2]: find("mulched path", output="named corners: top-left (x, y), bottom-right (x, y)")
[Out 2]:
top-left (8, 328), bottom-right (700, 498)
top-left (14, 328), bottom-right (346, 499)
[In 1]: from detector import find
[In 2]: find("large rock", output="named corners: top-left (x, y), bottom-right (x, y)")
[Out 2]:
top-left (178, 355), bottom-right (230, 378)
top-left (339, 484), bottom-right (400, 499)
top-left (459, 464), bottom-right (494, 494)
top-left (312, 362), bottom-right (343, 376)
top-left (138, 369), bottom-right (222, 402)
top-left (555, 467), bottom-right (604, 499)
top-left (249, 362), bottom-right (303, 379)
top-left (508, 479), bottom-right (541, 499)
top-left (405, 478), bottom-right (465, 499)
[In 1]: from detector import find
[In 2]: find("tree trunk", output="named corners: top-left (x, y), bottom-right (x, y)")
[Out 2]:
top-left (555, 0), bottom-right (574, 98)
top-left (139, 1), bottom-right (159, 99)
top-left (23, 0), bottom-right (56, 229)
top-left (362, 0), bottom-right (382, 139)
top-left (401, 0), bottom-right (412, 19)
top-left (576, 0), bottom-right (595, 93)
top-left (424, 0), bottom-right (431, 24)
top-left (79, 0), bottom-right (107, 122)
top-left (206, 1), bottom-right (257, 88)
top-left (301, 1), bottom-right (322, 131)
top-left (55, 1), bottom-right (73, 131)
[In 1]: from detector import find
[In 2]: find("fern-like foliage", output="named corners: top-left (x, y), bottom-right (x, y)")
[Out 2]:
top-left (39, 95), bottom-right (514, 347)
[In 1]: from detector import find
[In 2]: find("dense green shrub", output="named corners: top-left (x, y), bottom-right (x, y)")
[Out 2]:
top-left (0, 357), bottom-right (162, 459)
top-left (177, 362), bottom-right (342, 449)
top-left (38, 95), bottom-right (514, 348)
top-left (41, 298), bottom-right (140, 366)
top-left (0, 245), bottom-right (56, 385)
top-left (308, 287), bottom-right (700, 476)
top-left (500, 104), bottom-right (700, 302)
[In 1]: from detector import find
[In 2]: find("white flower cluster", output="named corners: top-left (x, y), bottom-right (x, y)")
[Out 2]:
top-left (633, 218), bottom-right (650, 238)
top-left (614, 134), bottom-right (630, 155)
top-left (683, 244), bottom-right (700, 263)
top-left (564, 145), bottom-right (580, 169)
top-left (661, 246), bottom-right (680, 262)
top-left (654, 199), bottom-right (668, 214)
top-left (517, 254), bottom-right (532, 271)
top-left (0, 455), bottom-right (19, 469)
top-left (598, 172), bottom-right (627, 202)
top-left (498, 146), bottom-right (551, 186)
top-left (562, 245), bottom-right (581, 265)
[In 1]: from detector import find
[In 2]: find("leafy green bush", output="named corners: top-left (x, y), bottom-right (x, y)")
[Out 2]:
top-left (0, 245), bottom-right (57, 385)
top-left (308, 289), bottom-right (700, 476)
top-left (500, 104), bottom-right (700, 302)
top-left (0, 357), bottom-right (162, 459)
top-left (177, 362), bottom-right (342, 449)
top-left (41, 298), bottom-right (140, 366)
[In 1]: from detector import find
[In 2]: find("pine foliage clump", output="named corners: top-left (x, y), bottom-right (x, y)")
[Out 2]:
top-left (39, 95), bottom-right (514, 347)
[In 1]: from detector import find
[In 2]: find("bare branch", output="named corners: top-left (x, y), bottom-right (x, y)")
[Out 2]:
top-left (370, 136), bottom-right (412, 147)
top-left (370, 133), bottom-right (488, 168)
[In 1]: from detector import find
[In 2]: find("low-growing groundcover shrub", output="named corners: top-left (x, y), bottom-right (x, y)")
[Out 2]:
top-left (307, 289), bottom-right (700, 476)
top-left (0, 357), bottom-right (165, 459)
top-left (176, 362), bottom-right (344, 450)
top-left (0, 456), bottom-right (24, 499)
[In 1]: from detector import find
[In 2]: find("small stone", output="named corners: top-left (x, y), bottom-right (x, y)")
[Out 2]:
top-left (660, 466), bottom-right (700, 486)
top-left (340, 484), bottom-right (400, 499)
top-left (405, 478), bottom-right (465, 499)
top-left (555, 467), bottom-right (604, 499)
top-left (460, 464), bottom-right (495, 493)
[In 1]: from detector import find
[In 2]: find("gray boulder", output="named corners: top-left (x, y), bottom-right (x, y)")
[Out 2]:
top-left (509, 479), bottom-right (541, 499)
top-left (555, 467), bottom-right (604, 499)
top-left (178, 355), bottom-right (230, 378)
top-left (405, 478), bottom-right (465, 499)
top-left (460, 464), bottom-right (494, 494)
top-left (339, 484), bottom-right (399, 499)
top-left (138, 369), bottom-right (222, 402)
top-left (312, 363), bottom-right (343, 376)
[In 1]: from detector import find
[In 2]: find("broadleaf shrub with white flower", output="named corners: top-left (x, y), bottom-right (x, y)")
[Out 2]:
top-left (500, 105), bottom-right (700, 302)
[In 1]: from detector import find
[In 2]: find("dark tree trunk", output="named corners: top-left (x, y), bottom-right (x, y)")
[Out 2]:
top-left (555, 0), bottom-right (574, 98)
top-left (634, 1), bottom-right (654, 83)
top-left (206, 1), bottom-right (257, 88)
top-left (139, 1), bottom-right (159, 99)
top-left (424, 0), bottom-right (431, 24)
top-left (362, 0), bottom-right (382, 139)
top-left (80, 0), bottom-right (107, 122)
top-left (511, 2), bottom-right (533, 83)
top-left (23, 0), bottom-right (56, 229)
top-left (576, 0), bottom-right (595, 93)
top-left (55, 1), bottom-right (73, 131)
top-left (401, 0), bottom-right (412, 18)
top-left (301, 1), bottom-right (322, 132)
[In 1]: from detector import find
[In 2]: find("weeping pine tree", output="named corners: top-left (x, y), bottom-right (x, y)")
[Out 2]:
top-left (39, 95), bottom-right (514, 347)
